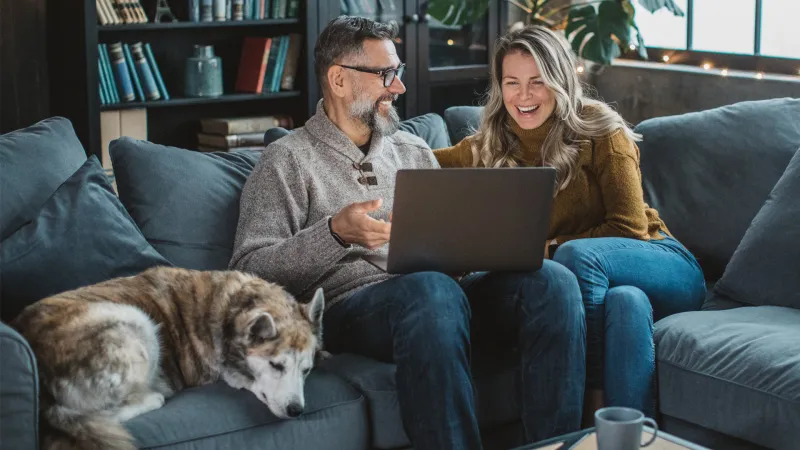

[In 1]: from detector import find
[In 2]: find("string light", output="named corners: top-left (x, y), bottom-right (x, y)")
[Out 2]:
top-left (446, 39), bottom-right (454, 46)
top-left (703, 63), bottom-right (711, 70)
top-left (662, 55), bottom-right (670, 62)
top-left (577, 66), bottom-right (585, 74)
top-left (755, 72), bottom-right (764, 79)
top-left (629, 44), bottom-right (636, 51)
top-left (721, 69), bottom-right (728, 76)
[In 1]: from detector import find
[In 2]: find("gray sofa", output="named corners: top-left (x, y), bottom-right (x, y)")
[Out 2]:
top-left (1, 98), bottom-right (798, 450)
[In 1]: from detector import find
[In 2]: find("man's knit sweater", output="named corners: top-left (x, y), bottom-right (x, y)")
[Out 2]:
top-left (229, 101), bottom-right (439, 309)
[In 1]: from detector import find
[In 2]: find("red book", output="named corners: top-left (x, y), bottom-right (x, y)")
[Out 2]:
top-left (235, 37), bottom-right (273, 93)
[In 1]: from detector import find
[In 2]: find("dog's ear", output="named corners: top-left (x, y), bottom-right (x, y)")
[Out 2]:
top-left (248, 312), bottom-right (277, 344)
top-left (303, 288), bottom-right (325, 338)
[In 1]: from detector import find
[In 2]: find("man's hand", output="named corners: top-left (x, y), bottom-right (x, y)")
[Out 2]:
top-left (331, 199), bottom-right (391, 250)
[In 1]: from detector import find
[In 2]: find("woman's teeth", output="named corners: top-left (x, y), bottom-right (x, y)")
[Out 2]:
top-left (517, 105), bottom-right (539, 113)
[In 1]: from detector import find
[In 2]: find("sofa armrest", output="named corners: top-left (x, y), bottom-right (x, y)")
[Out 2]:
top-left (0, 321), bottom-right (39, 450)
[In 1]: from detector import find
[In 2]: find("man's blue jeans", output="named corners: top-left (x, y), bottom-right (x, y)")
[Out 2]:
top-left (552, 233), bottom-right (706, 417)
top-left (323, 261), bottom-right (586, 450)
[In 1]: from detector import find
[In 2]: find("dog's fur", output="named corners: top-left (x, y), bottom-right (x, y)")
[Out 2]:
top-left (12, 266), bottom-right (324, 450)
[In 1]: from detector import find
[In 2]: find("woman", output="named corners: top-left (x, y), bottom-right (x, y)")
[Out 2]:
top-left (433, 26), bottom-right (706, 420)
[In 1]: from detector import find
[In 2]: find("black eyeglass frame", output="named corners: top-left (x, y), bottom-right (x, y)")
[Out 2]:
top-left (337, 63), bottom-right (406, 87)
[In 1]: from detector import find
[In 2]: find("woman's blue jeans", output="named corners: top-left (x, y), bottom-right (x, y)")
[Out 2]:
top-left (553, 233), bottom-right (706, 417)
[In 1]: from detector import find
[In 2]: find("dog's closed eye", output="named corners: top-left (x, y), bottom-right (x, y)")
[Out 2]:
top-left (269, 361), bottom-right (285, 372)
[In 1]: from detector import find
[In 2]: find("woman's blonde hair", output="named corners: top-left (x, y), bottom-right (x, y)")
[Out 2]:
top-left (471, 25), bottom-right (640, 190)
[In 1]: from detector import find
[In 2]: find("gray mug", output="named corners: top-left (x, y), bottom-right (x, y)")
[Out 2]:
top-left (595, 407), bottom-right (658, 450)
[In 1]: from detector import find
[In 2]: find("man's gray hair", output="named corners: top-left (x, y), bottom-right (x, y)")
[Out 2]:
top-left (314, 15), bottom-right (398, 90)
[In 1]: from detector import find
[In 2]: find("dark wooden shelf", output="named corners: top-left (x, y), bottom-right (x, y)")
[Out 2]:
top-left (99, 91), bottom-right (301, 110)
top-left (98, 18), bottom-right (299, 32)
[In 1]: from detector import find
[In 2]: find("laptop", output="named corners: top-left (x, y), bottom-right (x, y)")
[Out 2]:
top-left (363, 167), bottom-right (556, 274)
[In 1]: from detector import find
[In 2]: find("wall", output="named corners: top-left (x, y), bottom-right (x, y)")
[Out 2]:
top-left (588, 60), bottom-right (800, 125)
top-left (0, 0), bottom-right (50, 134)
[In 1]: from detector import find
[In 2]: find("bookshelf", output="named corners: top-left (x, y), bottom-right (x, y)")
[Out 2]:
top-left (47, 0), bottom-right (319, 158)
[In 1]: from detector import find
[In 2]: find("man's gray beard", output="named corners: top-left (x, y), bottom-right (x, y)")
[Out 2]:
top-left (350, 92), bottom-right (400, 136)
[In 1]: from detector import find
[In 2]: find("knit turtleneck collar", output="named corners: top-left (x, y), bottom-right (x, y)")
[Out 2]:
top-left (510, 113), bottom-right (556, 149)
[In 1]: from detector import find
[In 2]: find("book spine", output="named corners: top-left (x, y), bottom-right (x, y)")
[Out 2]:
top-left (130, 42), bottom-right (161, 101)
top-left (213, 0), bottom-right (226, 20)
top-left (286, 0), bottom-right (298, 18)
top-left (108, 42), bottom-right (136, 102)
top-left (132, 0), bottom-right (148, 22)
top-left (189, 0), bottom-right (200, 21)
top-left (98, 60), bottom-right (109, 105)
top-left (232, 0), bottom-right (243, 19)
top-left (100, 44), bottom-right (121, 103)
top-left (280, 34), bottom-right (301, 90)
top-left (272, 36), bottom-right (289, 93)
top-left (143, 43), bottom-right (170, 100)
top-left (123, 43), bottom-right (145, 102)
top-left (103, 0), bottom-right (121, 24)
top-left (226, 0), bottom-right (232, 19)
top-left (201, 0), bottom-right (213, 20)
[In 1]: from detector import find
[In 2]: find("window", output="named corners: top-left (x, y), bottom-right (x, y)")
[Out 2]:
top-left (633, 0), bottom-right (798, 59)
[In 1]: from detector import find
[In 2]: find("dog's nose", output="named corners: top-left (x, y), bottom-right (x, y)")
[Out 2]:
top-left (286, 403), bottom-right (303, 418)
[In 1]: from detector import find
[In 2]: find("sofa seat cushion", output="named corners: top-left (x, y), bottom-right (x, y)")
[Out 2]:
top-left (125, 362), bottom-right (368, 450)
top-left (110, 138), bottom-right (262, 271)
top-left (634, 98), bottom-right (800, 281)
top-left (654, 306), bottom-right (800, 449)
top-left (712, 148), bottom-right (800, 310)
top-left (0, 117), bottom-right (87, 240)
top-left (319, 353), bottom-right (520, 449)
top-left (0, 156), bottom-right (171, 321)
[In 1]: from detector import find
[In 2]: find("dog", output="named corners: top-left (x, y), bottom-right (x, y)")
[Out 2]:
top-left (11, 266), bottom-right (325, 450)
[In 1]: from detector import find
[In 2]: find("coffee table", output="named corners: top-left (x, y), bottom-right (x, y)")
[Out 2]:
top-left (513, 427), bottom-right (710, 450)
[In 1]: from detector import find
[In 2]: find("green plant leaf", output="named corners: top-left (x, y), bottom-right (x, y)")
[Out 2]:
top-left (565, 2), bottom-right (632, 65)
top-left (636, 0), bottom-right (684, 16)
top-left (427, 0), bottom-right (491, 26)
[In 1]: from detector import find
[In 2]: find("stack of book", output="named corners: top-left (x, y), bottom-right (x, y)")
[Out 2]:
top-left (197, 114), bottom-right (293, 152)
top-left (98, 41), bottom-right (170, 106)
top-left (235, 34), bottom-right (302, 94)
top-left (97, 0), bottom-right (149, 25)
top-left (190, 0), bottom-right (300, 21)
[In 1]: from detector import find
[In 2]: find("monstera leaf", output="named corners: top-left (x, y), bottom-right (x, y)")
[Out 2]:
top-left (637, 0), bottom-right (684, 15)
top-left (427, 0), bottom-right (491, 26)
top-left (566, 2), bottom-right (632, 65)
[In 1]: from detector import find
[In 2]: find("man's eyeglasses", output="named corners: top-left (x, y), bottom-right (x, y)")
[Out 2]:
top-left (337, 63), bottom-right (406, 87)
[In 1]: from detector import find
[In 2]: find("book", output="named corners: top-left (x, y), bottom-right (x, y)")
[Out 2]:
top-left (200, 115), bottom-right (293, 135)
top-left (280, 34), bottom-right (303, 90)
top-left (108, 42), bottom-right (136, 102)
top-left (130, 42), bottom-right (161, 101)
top-left (123, 43), bottom-right (145, 102)
top-left (198, 131), bottom-right (266, 149)
top-left (97, 49), bottom-right (113, 104)
top-left (235, 37), bottom-right (273, 93)
top-left (202, 0), bottom-right (213, 21)
top-left (271, 35), bottom-right (290, 93)
top-left (143, 43), bottom-right (170, 100)
top-left (99, 44), bottom-right (120, 103)
top-left (261, 35), bottom-right (282, 93)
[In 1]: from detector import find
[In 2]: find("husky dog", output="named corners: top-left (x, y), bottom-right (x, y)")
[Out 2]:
top-left (12, 266), bottom-right (325, 450)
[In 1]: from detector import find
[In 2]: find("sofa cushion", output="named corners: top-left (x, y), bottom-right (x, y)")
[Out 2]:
top-left (0, 117), bottom-right (87, 240)
top-left (110, 138), bottom-right (262, 270)
top-left (711, 148), bottom-right (800, 310)
top-left (398, 113), bottom-right (451, 149)
top-left (124, 363), bottom-right (368, 450)
top-left (0, 156), bottom-right (170, 322)
top-left (320, 353), bottom-right (519, 449)
top-left (635, 98), bottom-right (800, 281)
top-left (0, 321), bottom-right (39, 450)
top-left (444, 106), bottom-right (482, 145)
top-left (654, 306), bottom-right (800, 449)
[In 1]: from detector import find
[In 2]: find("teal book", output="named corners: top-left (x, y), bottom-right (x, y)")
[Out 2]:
top-left (100, 44), bottom-right (121, 104)
top-left (143, 43), bottom-right (170, 100)
top-left (272, 36), bottom-right (289, 93)
top-left (96, 50), bottom-right (111, 104)
top-left (261, 35), bottom-right (282, 93)
top-left (108, 42), bottom-right (136, 102)
top-left (98, 61), bottom-right (109, 105)
top-left (287, 0), bottom-right (299, 17)
top-left (130, 42), bottom-right (161, 101)
top-left (123, 43), bottom-right (145, 102)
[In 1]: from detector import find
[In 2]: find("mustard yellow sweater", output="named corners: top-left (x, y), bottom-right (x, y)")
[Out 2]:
top-left (433, 115), bottom-right (669, 244)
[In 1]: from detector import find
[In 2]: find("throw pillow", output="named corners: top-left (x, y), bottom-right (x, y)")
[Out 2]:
top-left (712, 147), bottom-right (800, 309)
top-left (443, 106), bottom-right (482, 145)
top-left (0, 117), bottom-right (87, 240)
top-left (0, 156), bottom-right (171, 322)
top-left (110, 137), bottom-right (262, 271)
top-left (398, 113), bottom-right (451, 149)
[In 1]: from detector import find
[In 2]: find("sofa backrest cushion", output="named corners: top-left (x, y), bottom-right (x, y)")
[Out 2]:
top-left (711, 148), bottom-right (800, 309)
top-left (634, 98), bottom-right (800, 281)
top-left (0, 156), bottom-right (170, 322)
top-left (0, 117), bottom-right (87, 240)
top-left (398, 113), bottom-right (451, 149)
top-left (110, 137), bottom-right (262, 271)
top-left (444, 106), bottom-right (482, 145)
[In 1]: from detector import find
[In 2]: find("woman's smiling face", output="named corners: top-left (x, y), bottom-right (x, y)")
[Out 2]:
top-left (501, 50), bottom-right (556, 130)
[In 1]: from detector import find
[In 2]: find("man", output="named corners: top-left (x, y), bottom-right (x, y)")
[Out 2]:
top-left (230, 16), bottom-right (586, 449)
